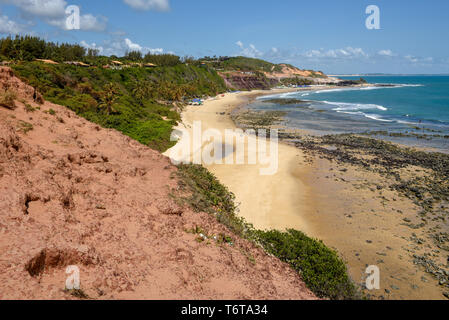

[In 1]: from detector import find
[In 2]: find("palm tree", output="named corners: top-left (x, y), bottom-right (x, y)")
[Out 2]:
top-left (99, 83), bottom-right (119, 115)
top-left (132, 80), bottom-right (153, 103)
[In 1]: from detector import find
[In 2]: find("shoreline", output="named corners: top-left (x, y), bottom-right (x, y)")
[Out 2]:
top-left (248, 85), bottom-right (449, 154)
top-left (164, 87), bottom-right (449, 300)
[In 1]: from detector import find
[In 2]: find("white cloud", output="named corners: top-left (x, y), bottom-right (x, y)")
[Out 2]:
top-left (97, 37), bottom-right (166, 57)
top-left (149, 48), bottom-right (164, 54)
top-left (346, 47), bottom-right (368, 57)
top-left (304, 47), bottom-right (368, 60)
top-left (378, 49), bottom-right (396, 57)
top-left (231, 42), bottom-right (440, 72)
top-left (304, 49), bottom-right (321, 58)
top-left (80, 40), bottom-right (104, 54)
top-left (0, 0), bottom-right (66, 19)
top-left (0, 0), bottom-right (107, 32)
top-left (124, 38), bottom-right (143, 51)
top-left (0, 14), bottom-right (25, 34)
top-left (123, 0), bottom-right (170, 11)
top-left (405, 55), bottom-right (418, 63)
top-left (79, 14), bottom-right (107, 32)
top-left (46, 13), bottom-right (107, 32)
top-left (404, 55), bottom-right (433, 64)
top-left (123, 38), bottom-right (163, 54)
top-left (235, 41), bottom-right (262, 58)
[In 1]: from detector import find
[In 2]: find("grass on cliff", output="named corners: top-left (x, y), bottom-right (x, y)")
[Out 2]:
top-left (175, 164), bottom-right (361, 300)
top-left (0, 89), bottom-right (17, 110)
top-left (175, 164), bottom-right (254, 237)
top-left (255, 229), bottom-right (360, 300)
top-left (11, 61), bottom-right (226, 152)
top-left (202, 56), bottom-right (283, 73)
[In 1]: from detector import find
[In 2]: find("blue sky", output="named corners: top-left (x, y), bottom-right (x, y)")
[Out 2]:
top-left (1, 0), bottom-right (448, 74)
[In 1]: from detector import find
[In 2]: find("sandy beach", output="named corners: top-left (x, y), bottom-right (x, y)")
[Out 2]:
top-left (165, 88), bottom-right (449, 300)
top-left (165, 89), bottom-right (317, 233)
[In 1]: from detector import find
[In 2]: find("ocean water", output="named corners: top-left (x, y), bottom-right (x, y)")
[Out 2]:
top-left (249, 76), bottom-right (449, 152)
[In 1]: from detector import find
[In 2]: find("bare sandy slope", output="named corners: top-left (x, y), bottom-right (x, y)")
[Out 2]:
top-left (0, 67), bottom-right (316, 300)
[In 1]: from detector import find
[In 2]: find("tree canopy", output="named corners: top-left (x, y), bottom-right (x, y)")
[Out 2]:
top-left (0, 35), bottom-right (90, 62)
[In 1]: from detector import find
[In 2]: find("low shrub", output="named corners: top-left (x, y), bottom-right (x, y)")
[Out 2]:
top-left (0, 89), bottom-right (17, 110)
top-left (255, 229), bottom-right (361, 300)
top-left (11, 61), bottom-right (226, 152)
top-left (175, 164), bottom-right (361, 300)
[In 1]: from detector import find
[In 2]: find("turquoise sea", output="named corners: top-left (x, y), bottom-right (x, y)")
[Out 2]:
top-left (250, 76), bottom-right (449, 152)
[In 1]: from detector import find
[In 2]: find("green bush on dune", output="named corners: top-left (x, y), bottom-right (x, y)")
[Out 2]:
top-left (175, 164), bottom-right (254, 237)
top-left (0, 89), bottom-right (17, 110)
top-left (255, 229), bottom-right (360, 300)
top-left (175, 164), bottom-right (361, 300)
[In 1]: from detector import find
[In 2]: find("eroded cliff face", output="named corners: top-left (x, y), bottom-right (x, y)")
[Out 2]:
top-left (220, 72), bottom-right (280, 90)
top-left (0, 67), bottom-right (316, 300)
top-left (219, 64), bottom-right (332, 91)
top-left (264, 64), bottom-right (326, 80)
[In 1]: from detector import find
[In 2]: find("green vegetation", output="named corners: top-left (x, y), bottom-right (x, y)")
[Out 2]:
top-left (0, 35), bottom-right (91, 62)
top-left (240, 248), bottom-right (257, 265)
top-left (175, 164), bottom-right (252, 237)
top-left (1, 36), bottom-right (360, 299)
top-left (222, 56), bottom-right (283, 72)
top-left (8, 38), bottom-right (227, 151)
top-left (281, 77), bottom-right (314, 86)
top-left (0, 89), bottom-right (17, 110)
top-left (337, 78), bottom-right (368, 86)
top-left (24, 103), bottom-right (36, 112)
top-left (307, 70), bottom-right (327, 79)
top-left (201, 56), bottom-right (283, 73)
top-left (255, 229), bottom-right (360, 299)
top-left (98, 83), bottom-right (119, 115)
top-left (175, 164), bottom-right (360, 300)
top-left (125, 50), bottom-right (184, 67)
top-left (18, 120), bottom-right (33, 134)
top-left (143, 53), bottom-right (182, 67)
top-left (0, 36), bottom-right (228, 151)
